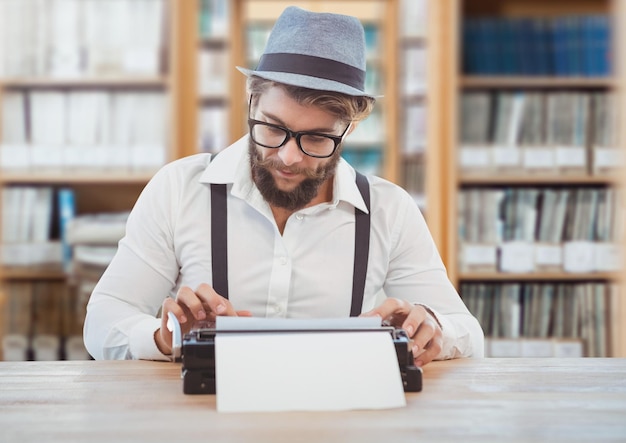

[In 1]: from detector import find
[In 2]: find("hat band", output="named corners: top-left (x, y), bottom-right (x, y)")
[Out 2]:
top-left (256, 53), bottom-right (365, 91)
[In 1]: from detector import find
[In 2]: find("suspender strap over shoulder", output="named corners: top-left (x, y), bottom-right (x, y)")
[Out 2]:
top-left (210, 183), bottom-right (229, 299)
top-left (350, 171), bottom-right (371, 317)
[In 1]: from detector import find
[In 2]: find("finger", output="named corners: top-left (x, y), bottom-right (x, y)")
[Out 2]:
top-left (409, 315), bottom-right (437, 356)
top-left (159, 297), bottom-right (185, 353)
top-left (360, 298), bottom-right (410, 325)
top-left (400, 305), bottom-right (430, 339)
top-left (175, 286), bottom-right (208, 321)
top-left (195, 283), bottom-right (238, 316)
top-left (163, 296), bottom-right (189, 325)
top-left (414, 335), bottom-right (443, 367)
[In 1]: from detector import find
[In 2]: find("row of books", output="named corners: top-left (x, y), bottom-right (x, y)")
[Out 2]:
top-left (401, 158), bottom-right (426, 205)
top-left (458, 186), bottom-right (622, 273)
top-left (65, 211), bottom-right (128, 356)
top-left (2, 281), bottom-right (89, 361)
top-left (0, 0), bottom-right (166, 78)
top-left (1, 208), bottom-right (127, 361)
top-left (459, 90), bottom-right (621, 176)
top-left (198, 48), bottom-right (229, 97)
top-left (398, 0), bottom-right (428, 214)
top-left (341, 148), bottom-right (382, 177)
top-left (462, 15), bottom-right (611, 76)
top-left (462, 282), bottom-right (618, 357)
top-left (198, 106), bottom-right (229, 154)
top-left (348, 110), bottom-right (385, 146)
top-left (199, 0), bottom-right (230, 39)
top-left (399, 0), bottom-right (428, 39)
top-left (1, 186), bottom-right (76, 268)
top-left (401, 103), bottom-right (426, 154)
top-left (1, 90), bottom-right (168, 172)
top-left (401, 46), bottom-right (427, 96)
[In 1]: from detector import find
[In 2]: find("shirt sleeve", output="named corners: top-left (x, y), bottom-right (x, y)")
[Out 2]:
top-left (382, 192), bottom-right (485, 360)
top-left (83, 166), bottom-right (180, 361)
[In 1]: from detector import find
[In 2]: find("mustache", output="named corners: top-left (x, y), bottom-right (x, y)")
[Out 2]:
top-left (254, 155), bottom-right (321, 179)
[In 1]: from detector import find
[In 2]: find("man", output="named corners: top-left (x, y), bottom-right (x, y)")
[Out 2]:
top-left (84, 6), bottom-right (484, 365)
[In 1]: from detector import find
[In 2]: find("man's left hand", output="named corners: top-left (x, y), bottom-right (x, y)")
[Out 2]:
top-left (361, 298), bottom-right (443, 366)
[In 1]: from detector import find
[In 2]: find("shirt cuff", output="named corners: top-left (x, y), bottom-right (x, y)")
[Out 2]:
top-left (129, 317), bottom-right (172, 361)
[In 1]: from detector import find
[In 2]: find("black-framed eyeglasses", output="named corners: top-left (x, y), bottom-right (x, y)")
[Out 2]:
top-left (248, 119), bottom-right (351, 158)
top-left (247, 97), bottom-right (351, 158)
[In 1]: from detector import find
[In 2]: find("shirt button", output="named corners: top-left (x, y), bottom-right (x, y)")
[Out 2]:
top-left (296, 214), bottom-right (304, 220)
top-left (274, 305), bottom-right (282, 314)
top-left (279, 257), bottom-right (288, 265)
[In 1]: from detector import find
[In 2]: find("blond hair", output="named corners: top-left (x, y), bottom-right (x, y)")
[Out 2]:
top-left (247, 76), bottom-right (375, 124)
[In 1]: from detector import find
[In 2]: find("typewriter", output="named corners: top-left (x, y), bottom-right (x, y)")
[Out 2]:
top-left (168, 313), bottom-right (423, 394)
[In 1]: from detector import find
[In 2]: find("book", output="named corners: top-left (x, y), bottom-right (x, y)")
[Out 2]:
top-left (463, 15), bottom-right (611, 76)
top-left (463, 281), bottom-right (612, 357)
top-left (57, 188), bottom-right (77, 272)
top-left (0, 91), bottom-right (29, 170)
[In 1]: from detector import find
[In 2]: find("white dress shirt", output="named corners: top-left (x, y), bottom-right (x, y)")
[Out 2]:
top-left (84, 136), bottom-right (484, 360)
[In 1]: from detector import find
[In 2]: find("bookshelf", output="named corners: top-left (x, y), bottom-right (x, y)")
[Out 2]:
top-left (397, 0), bottom-right (429, 213)
top-left (0, 0), bottom-right (184, 360)
top-left (437, 0), bottom-right (626, 357)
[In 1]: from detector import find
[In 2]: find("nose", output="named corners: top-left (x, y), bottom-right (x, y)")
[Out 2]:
top-left (277, 136), bottom-right (304, 166)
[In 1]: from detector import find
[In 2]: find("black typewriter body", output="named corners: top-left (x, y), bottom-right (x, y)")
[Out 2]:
top-left (177, 323), bottom-right (423, 395)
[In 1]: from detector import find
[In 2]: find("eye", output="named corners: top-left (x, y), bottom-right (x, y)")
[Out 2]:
top-left (265, 124), bottom-right (285, 135)
top-left (303, 134), bottom-right (329, 144)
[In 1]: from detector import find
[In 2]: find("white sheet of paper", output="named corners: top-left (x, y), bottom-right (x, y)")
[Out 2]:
top-left (214, 318), bottom-right (406, 413)
top-left (216, 316), bottom-right (380, 331)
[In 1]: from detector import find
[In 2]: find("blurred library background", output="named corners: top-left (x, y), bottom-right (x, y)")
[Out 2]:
top-left (0, 0), bottom-right (624, 361)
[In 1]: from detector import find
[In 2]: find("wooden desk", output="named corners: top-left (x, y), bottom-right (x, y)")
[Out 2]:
top-left (1, 358), bottom-right (625, 442)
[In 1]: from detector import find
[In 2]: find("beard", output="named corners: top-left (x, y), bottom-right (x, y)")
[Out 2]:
top-left (248, 137), bottom-right (341, 211)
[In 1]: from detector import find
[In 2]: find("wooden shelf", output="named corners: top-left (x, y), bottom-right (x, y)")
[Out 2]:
top-left (400, 35), bottom-right (427, 47)
top-left (461, 76), bottom-right (616, 89)
top-left (0, 266), bottom-right (66, 281)
top-left (458, 174), bottom-right (619, 186)
top-left (401, 93), bottom-right (427, 103)
top-left (0, 76), bottom-right (169, 89)
top-left (0, 171), bottom-right (155, 185)
top-left (198, 95), bottom-right (229, 105)
top-left (198, 37), bottom-right (228, 49)
top-left (401, 151), bottom-right (426, 160)
top-left (459, 272), bottom-right (620, 282)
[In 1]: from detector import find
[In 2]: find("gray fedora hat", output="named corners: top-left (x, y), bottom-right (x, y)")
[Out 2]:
top-left (237, 6), bottom-right (375, 98)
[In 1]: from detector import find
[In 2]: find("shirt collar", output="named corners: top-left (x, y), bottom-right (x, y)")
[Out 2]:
top-left (199, 135), bottom-right (248, 184)
top-left (199, 135), bottom-right (369, 214)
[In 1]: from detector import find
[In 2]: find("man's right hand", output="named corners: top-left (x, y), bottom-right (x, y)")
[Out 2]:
top-left (155, 283), bottom-right (252, 355)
